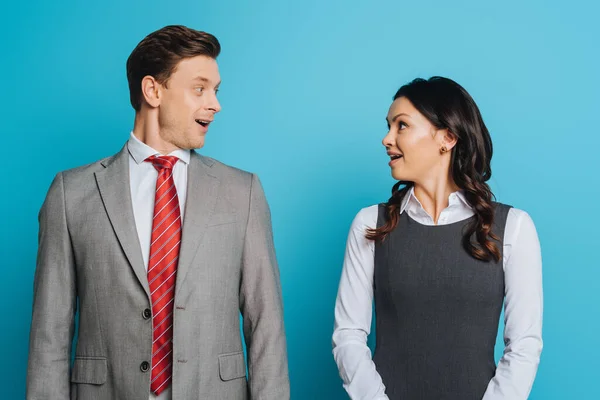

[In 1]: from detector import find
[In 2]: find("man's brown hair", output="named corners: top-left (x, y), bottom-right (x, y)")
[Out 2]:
top-left (126, 25), bottom-right (221, 111)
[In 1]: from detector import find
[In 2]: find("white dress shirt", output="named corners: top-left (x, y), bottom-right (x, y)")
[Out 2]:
top-left (127, 132), bottom-right (191, 400)
top-left (332, 188), bottom-right (543, 400)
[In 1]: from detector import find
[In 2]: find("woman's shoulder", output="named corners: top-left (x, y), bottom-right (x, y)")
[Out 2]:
top-left (508, 206), bottom-right (537, 230)
top-left (493, 202), bottom-right (534, 221)
top-left (495, 204), bottom-right (538, 239)
top-left (493, 202), bottom-right (535, 224)
top-left (351, 204), bottom-right (380, 232)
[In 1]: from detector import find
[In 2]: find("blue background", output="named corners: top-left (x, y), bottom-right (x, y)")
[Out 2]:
top-left (3, 0), bottom-right (599, 398)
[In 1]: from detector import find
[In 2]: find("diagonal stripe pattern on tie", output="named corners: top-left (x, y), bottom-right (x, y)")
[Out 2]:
top-left (145, 155), bottom-right (181, 395)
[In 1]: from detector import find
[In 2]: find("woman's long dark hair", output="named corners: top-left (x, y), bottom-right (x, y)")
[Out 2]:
top-left (366, 77), bottom-right (501, 262)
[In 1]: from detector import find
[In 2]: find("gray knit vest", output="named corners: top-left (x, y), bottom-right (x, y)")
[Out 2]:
top-left (373, 202), bottom-right (512, 400)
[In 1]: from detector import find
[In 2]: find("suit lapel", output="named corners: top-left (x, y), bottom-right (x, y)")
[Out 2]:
top-left (95, 145), bottom-right (150, 298)
top-left (176, 150), bottom-right (220, 288)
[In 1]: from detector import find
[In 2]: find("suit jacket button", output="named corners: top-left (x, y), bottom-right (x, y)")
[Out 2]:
top-left (140, 361), bottom-right (150, 372)
top-left (143, 308), bottom-right (152, 320)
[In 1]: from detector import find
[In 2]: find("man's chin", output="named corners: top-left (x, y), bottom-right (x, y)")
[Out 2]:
top-left (175, 137), bottom-right (204, 151)
top-left (193, 144), bottom-right (205, 150)
top-left (188, 139), bottom-right (205, 150)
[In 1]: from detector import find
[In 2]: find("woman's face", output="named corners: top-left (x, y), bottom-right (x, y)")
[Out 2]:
top-left (383, 96), bottom-right (453, 183)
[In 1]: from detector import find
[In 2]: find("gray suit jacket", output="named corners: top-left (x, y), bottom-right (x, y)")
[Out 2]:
top-left (26, 145), bottom-right (290, 399)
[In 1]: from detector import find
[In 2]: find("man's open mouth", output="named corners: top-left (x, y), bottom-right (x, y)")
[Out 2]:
top-left (195, 119), bottom-right (212, 127)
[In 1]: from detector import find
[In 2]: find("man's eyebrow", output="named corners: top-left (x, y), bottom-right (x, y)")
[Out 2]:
top-left (193, 76), bottom-right (221, 87)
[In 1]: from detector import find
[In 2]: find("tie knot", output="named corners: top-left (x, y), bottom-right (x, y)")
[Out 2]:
top-left (146, 155), bottom-right (179, 171)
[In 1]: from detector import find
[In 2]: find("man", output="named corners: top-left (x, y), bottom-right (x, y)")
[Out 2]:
top-left (26, 25), bottom-right (289, 400)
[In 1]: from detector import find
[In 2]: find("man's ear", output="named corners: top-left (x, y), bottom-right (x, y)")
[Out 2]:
top-left (141, 75), bottom-right (162, 108)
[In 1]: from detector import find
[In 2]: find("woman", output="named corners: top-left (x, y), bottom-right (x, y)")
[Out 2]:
top-left (332, 77), bottom-right (543, 400)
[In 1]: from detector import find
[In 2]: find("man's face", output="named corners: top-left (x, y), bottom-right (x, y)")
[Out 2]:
top-left (156, 55), bottom-right (221, 150)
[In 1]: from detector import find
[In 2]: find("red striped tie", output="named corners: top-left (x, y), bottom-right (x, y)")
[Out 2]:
top-left (145, 155), bottom-right (181, 395)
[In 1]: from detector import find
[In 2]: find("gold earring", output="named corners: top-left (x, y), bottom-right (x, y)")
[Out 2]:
top-left (440, 146), bottom-right (447, 154)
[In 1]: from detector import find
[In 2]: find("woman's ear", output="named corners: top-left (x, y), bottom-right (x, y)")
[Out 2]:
top-left (439, 129), bottom-right (458, 151)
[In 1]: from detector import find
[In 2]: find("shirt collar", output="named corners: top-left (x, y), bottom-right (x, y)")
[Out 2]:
top-left (451, 190), bottom-right (472, 210)
top-left (400, 186), bottom-right (473, 215)
top-left (127, 132), bottom-right (191, 165)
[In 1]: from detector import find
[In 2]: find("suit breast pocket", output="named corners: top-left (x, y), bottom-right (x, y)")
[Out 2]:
top-left (207, 212), bottom-right (238, 228)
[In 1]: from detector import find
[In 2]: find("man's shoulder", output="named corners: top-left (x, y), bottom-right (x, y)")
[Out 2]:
top-left (54, 144), bottom-right (128, 191)
top-left (58, 154), bottom-right (116, 181)
top-left (41, 150), bottom-right (122, 202)
top-left (196, 153), bottom-right (255, 183)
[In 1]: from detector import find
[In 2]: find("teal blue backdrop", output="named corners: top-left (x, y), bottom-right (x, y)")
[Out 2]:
top-left (3, 0), bottom-right (599, 398)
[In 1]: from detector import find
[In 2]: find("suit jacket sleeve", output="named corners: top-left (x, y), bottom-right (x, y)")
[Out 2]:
top-left (239, 173), bottom-right (290, 399)
top-left (26, 172), bottom-right (77, 399)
